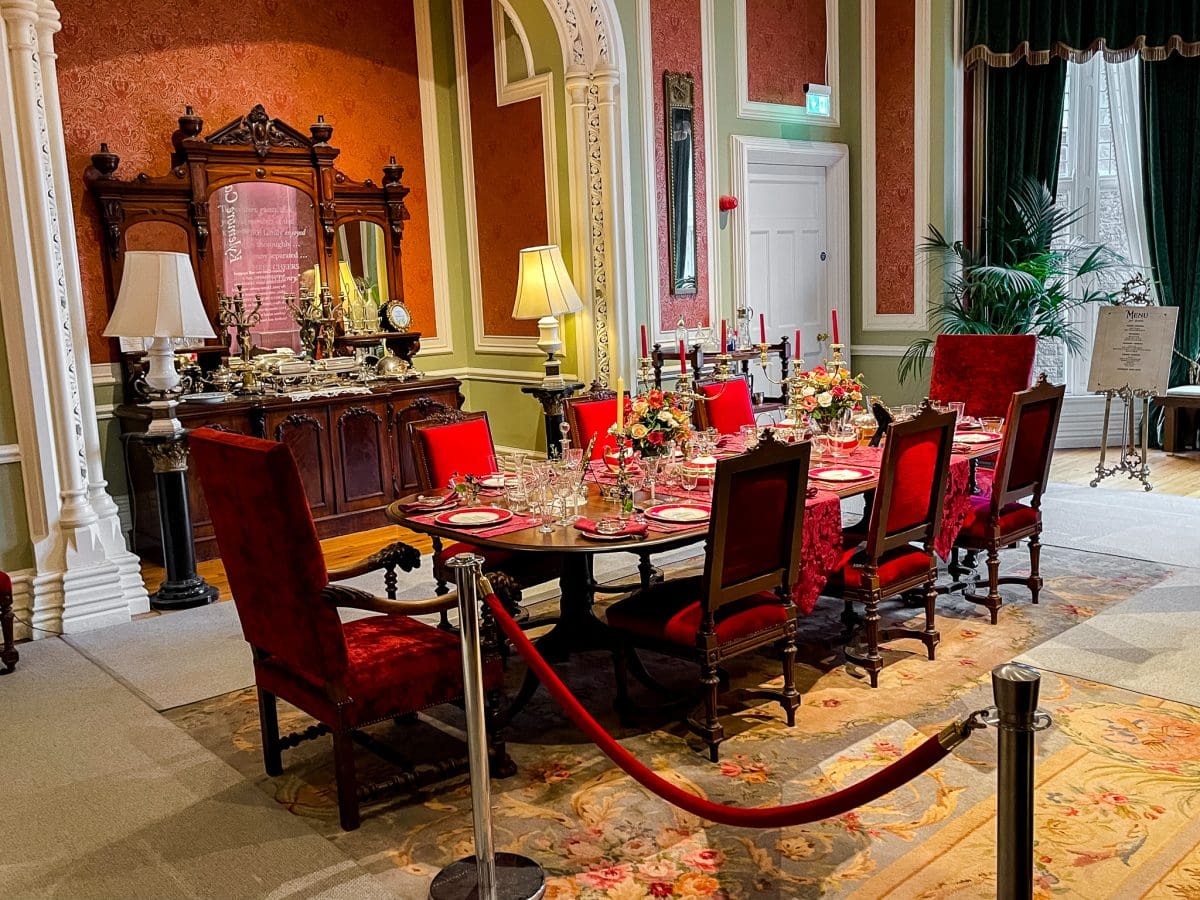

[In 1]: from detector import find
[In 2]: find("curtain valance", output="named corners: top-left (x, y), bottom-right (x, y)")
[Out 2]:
top-left (965, 1), bottom-right (1200, 68)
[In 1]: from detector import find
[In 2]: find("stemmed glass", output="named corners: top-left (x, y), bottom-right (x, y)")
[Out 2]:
top-left (641, 454), bottom-right (663, 503)
top-left (531, 480), bottom-right (557, 533)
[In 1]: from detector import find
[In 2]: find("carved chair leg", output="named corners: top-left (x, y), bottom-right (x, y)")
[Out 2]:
top-left (257, 687), bottom-right (283, 776)
top-left (780, 635), bottom-right (800, 726)
top-left (697, 659), bottom-right (725, 762)
top-left (922, 577), bottom-right (940, 660)
top-left (637, 553), bottom-right (655, 590)
top-left (485, 688), bottom-right (518, 778)
top-left (840, 598), bottom-right (857, 644)
top-left (383, 563), bottom-right (398, 601)
top-left (984, 544), bottom-right (1002, 625)
top-left (332, 729), bottom-right (360, 831)
top-left (1028, 531), bottom-right (1043, 604)
top-left (431, 537), bottom-right (453, 630)
top-left (862, 595), bottom-right (882, 688)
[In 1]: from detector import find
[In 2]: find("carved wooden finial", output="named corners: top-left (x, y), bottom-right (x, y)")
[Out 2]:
top-left (311, 114), bottom-right (333, 145)
top-left (1036, 372), bottom-right (1049, 386)
top-left (91, 143), bottom-right (120, 177)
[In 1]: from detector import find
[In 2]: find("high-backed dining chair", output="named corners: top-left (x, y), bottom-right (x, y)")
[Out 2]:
top-left (0, 569), bottom-right (17, 673)
top-left (188, 428), bottom-right (512, 831)
top-left (696, 378), bottom-right (756, 434)
top-left (604, 433), bottom-right (812, 761)
top-left (409, 404), bottom-right (562, 608)
top-left (827, 402), bottom-right (956, 687)
top-left (954, 375), bottom-right (1065, 623)
top-left (928, 334), bottom-right (1037, 419)
top-left (562, 381), bottom-right (618, 459)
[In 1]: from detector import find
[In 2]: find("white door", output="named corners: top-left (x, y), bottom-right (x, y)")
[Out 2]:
top-left (744, 161), bottom-right (828, 373)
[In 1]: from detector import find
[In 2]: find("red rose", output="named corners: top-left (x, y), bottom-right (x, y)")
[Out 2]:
top-left (648, 430), bottom-right (664, 446)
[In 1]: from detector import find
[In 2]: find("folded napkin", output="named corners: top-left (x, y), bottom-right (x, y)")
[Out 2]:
top-left (574, 517), bottom-right (648, 538)
top-left (398, 492), bottom-right (457, 513)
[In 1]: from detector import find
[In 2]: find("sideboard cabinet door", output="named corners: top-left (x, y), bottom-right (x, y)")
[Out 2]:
top-left (330, 399), bottom-right (393, 513)
top-left (264, 408), bottom-right (334, 520)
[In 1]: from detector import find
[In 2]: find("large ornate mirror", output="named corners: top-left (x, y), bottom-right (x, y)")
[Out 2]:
top-left (209, 181), bottom-right (320, 351)
top-left (336, 220), bottom-right (391, 336)
top-left (664, 71), bottom-right (697, 296)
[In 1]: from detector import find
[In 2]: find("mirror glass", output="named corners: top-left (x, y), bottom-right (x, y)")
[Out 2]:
top-left (336, 220), bottom-right (389, 334)
top-left (665, 72), bottom-right (697, 296)
top-left (209, 181), bottom-right (320, 351)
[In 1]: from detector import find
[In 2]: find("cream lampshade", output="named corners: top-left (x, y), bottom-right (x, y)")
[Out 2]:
top-left (104, 250), bottom-right (215, 433)
top-left (512, 244), bottom-right (583, 387)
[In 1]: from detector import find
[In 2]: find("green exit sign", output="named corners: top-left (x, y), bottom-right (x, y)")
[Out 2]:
top-left (804, 83), bottom-right (832, 118)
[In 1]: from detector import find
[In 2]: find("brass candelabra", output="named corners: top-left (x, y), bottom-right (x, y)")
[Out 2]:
top-left (217, 286), bottom-right (263, 392)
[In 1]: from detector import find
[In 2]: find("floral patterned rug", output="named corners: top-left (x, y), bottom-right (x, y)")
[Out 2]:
top-left (168, 545), bottom-right (1200, 898)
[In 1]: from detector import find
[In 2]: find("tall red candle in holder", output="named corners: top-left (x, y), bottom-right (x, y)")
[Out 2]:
top-left (640, 324), bottom-right (648, 358)
top-left (759, 313), bottom-right (766, 344)
top-left (831, 309), bottom-right (840, 345)
top-left (795, 330), bottom-right (802, 359)
top-left (678, 339), bottom-right (688, 375)
top-left (720, 318), bottom-right (727, 352)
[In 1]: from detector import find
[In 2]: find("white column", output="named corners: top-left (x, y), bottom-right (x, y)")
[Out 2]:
top-left (0, 0), bottom-right (135, 634)
top-left (564, 71), bottom-right (598, 385)
top-left (34, 0), bottom-right (147, 612)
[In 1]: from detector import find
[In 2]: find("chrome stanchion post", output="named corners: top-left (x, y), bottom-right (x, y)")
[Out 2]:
top-left (429, 554), bottom-right (546, 900)
top-left (992, 663), bottom-right (1046, 900)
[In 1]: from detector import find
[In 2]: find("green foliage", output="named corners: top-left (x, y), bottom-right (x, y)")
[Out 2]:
top-left (900, 178), bottom-right (1128, 384)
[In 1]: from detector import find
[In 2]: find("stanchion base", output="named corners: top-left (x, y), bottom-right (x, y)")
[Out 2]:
top-left (429, 853), bottom-right (546, 900)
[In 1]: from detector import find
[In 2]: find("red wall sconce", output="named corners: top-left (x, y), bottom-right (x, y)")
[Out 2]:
top-left (718, 195), bottom-right (738, 212)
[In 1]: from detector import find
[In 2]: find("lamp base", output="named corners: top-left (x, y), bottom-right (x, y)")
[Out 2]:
top-left (536, 314), bottom-right (566, 388)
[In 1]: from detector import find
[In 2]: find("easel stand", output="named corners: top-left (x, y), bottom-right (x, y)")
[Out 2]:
top-left (1091, 386), bottom-right (1155, 491)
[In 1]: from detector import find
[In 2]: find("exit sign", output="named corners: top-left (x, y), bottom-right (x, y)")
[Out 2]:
top-left (804, 83), bottom-right (832, 118)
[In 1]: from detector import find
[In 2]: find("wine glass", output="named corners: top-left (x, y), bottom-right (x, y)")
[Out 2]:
top-left (740, 423), bottom-right (760, 450)
top-left (641, 454), bottom-right (663, 503)
top-left (531, 482), bottom-right (556, 533)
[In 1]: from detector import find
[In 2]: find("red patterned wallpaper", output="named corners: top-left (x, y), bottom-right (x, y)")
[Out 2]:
top-left (875, 0), bottom-right (916, 315)
top-left (745, 0), bottom-right (827, 107)
top-left (55, 0), bottom-right (437, 362)
top-left (464, 0), bottom-right (544, 339)
top-left (652, 0), bottom-right (710, 334)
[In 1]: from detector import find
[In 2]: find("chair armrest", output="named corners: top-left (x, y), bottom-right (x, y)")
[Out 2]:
top-left (326, 540), bottom-right (422, 584)
top-left (321, 583), bottom-right (458, 617)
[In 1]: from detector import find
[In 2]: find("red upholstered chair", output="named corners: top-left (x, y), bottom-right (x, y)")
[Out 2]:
top-left (928, 334), bottom-right (1037, 419)
top-left (563, 381), bottom-right (619, 459)
top-left (409, 405), bottom-right (562, 608)
top-left (696, 378), bottom-right (756, 434)
top-left (189, 427), bottom-right (513, 831)
top-left (605, 433), bottom-right (811, 760)
top-left (1, 569), bottom-right (17, 673)
top-left (955, 375), bottom-right (1065, 623)
top-left (826, 403), bottom-right (956, 687)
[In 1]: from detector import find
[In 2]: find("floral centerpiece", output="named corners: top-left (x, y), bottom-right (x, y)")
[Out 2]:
top-left (612, 389), bottom-right (692, 456)
top-left (794, 364), bottom-right (866, 428)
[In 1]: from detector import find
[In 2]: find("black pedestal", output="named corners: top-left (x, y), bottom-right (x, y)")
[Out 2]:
top-left (141, 433), bottom-right (219, 611)
top-left (521, 382), bottom-right (584, 457)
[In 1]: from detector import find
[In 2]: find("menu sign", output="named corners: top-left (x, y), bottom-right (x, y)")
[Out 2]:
top-left (210, 181), bottom-right (319, 350)
top-left (1087, 305), bottom-right (1178, 394)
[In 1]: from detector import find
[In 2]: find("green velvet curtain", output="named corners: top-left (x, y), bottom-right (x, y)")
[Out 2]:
top-left (982, 60), bottom-right (1067, 263)
top-left (1142, 54), bottom-right (1200, 389)
top-left (966, 1), bottom-right (1200, 68)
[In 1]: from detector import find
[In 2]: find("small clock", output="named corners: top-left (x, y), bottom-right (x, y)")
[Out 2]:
top-left (382, 298), bottom-right (411, 333)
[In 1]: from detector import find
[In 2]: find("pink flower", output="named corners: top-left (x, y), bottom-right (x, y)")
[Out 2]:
top-left (682, 848), bottom-right (725, 873)
top-left (577, 864), bottom-right (632, 890)
top-left (648, 884), bottom-right (673, 898)
top-left (637, 860), bottom-right (680, 882)
top-left (819, 697), bottom-right (842, 708)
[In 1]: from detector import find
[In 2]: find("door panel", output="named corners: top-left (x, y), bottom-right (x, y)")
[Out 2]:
top-left (265, 409), bottom-right (334, 519)
top-left (330, 401), bottom-right (391, 513)
top-left (745, 162), bottom-right (828, 375)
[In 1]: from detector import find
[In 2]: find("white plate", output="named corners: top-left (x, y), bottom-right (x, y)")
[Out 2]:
top-left (479, 474), bottom-right (507, 489)
top-left (183, 392), bottom-right (231, 403)
top-left (644, 503), bottom-right (711, 524)
top-left (433, 507), bottom-right (513, 528)
top-left (954, 431), bottom-right (1002, 444)
top-left (810, 466), bottom-right (875, 483)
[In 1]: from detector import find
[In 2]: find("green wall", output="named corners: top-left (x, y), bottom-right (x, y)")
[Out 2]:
top-left (0, 305), bottom-right (33, 571)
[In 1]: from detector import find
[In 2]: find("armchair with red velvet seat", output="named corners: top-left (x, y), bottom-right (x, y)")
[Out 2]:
top-left (408, 405), bottom-right (563, 611)
top-left (928, 334), bottom-right (1037, 420)
top-left (188, 427), bottom-right (515, 831)
top-left (955, 375), bottom-right (1065, 623)
top-left (1, 569), bottom-right (17, 673)
top-left (695, 377), bottom-right (756, 435)
top-left (825, 403), bottom-right (956, 687)
top-left (604, 433), bottom-right (811, 761)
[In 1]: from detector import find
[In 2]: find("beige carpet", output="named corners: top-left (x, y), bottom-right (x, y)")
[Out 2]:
top-left (0, 638), bottom-right (392, 899)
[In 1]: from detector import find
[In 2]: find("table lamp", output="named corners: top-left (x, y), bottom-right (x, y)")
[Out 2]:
top-left (512, 244), bottom-right (583, 388)
top-left (103, 250), bottom-right (215, 433)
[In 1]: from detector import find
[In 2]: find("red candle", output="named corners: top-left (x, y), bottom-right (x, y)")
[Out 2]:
top-left (795, 330), bottom-right (802, 359)
top-left (831, 309), bottom-right (840, 344)
top-left (720, 319), bottom-right (727, 351)
top-left (759, 313), bottom-right (766, 344)
top-left (679, 339), bottom-right (687, 374)
top-left (640, 324), bottom-right (648, 357)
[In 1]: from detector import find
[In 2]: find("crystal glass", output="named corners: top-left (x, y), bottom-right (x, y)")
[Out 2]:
top-left (503, 474), bottom-right (527, 513)
top-left (531, 482), bottom-right (556, 533)
top-left (739, 423), bottom-right (760, 450)
top-left (828, 424), bottom-right (858, 459)
top-left (811, 433), bottom-right (833, 460)
top-left (982, 416), bottom-right (1004, 433)
top-left (680, 465), bottom-right (699, 493)
top-left (641, 454), bottom-right (663, 503)
top-left (949, 401), bottom-right (966, 425)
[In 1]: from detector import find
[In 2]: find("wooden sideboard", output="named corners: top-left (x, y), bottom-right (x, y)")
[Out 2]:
top-left (117, 377), bottom-right (463, 564)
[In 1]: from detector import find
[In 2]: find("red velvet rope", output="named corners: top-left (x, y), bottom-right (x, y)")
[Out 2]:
top-left (483, 592), bottom-right (962, 829)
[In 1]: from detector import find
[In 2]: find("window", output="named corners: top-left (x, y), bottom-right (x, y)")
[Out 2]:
top-left (1052, 57), bottom-right (1151, 395)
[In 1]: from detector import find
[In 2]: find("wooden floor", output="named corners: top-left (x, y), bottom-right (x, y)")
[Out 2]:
top-left (141, 446), bottom-right (1199, 606)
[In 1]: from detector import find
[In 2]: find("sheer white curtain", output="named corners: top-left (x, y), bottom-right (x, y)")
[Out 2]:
top-left (1105, 59), bottom-right (1152, 279)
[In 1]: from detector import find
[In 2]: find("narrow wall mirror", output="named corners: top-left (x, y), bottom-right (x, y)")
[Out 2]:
top-left (664, 71), bottom-right (697, 296)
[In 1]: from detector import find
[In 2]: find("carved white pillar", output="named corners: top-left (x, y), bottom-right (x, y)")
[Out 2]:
top-left (0, 0), bottom-right (136, 634)
top-left (34, 0), bottom-right (147, 612)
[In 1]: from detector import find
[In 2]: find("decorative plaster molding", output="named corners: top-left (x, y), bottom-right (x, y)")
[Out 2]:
top-left (90, 361), bottom-right (120, 388)
top-left (412, 0), bottom-right (455, 356)
top-left (420, 365), bottom-right (578, 386)
top-left (0, 443), bottom-right (21, 464)
top-left (860, 0), bottom-right (931, 333)
top-left (729, 135), bottom-right (852, 369)
top-left (734, 0), bottom-right (841, 127)
top-left (849, 344), bottom-right (909, 358)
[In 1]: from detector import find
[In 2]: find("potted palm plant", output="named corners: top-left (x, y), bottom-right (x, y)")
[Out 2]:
top-left (900, 178), bottom-right (1127, 383)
